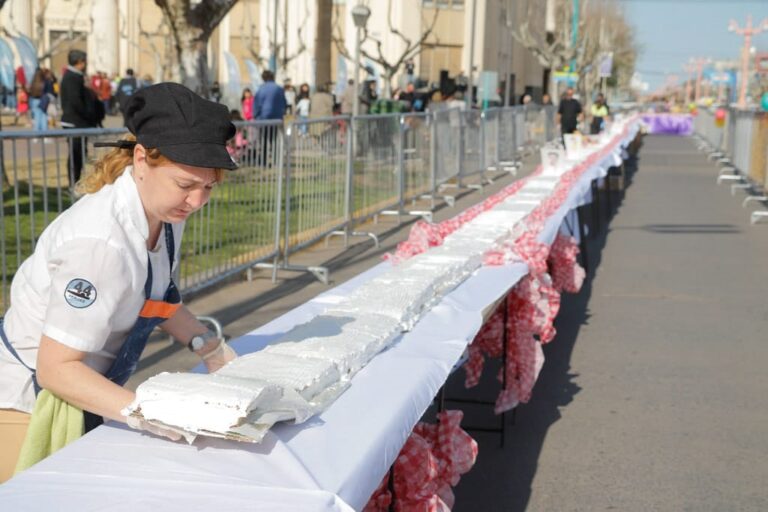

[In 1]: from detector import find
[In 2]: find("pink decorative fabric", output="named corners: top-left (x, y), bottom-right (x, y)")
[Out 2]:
top-left (364, 411), bottom-right (478, 512)
top-left (548, 233), bottom-right (585, 293)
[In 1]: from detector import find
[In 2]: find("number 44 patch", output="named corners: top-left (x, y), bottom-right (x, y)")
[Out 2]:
top-left (64, 278), bottom-right (97, 308)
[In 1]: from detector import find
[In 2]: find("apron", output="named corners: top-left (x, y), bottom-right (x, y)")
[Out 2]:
top-left (1, 223), bottom-right (181, 432)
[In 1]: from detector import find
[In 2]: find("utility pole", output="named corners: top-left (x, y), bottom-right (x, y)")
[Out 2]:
top-left (271, 0), bottom-right (279, 73)
top-left (683, 62), bottom-right (696, 104)
top-left (571, 0), bottom-right (580, 73)
top-left (691, 57), bottom-right (708, 104)
top-left (467, 0), bottom-right (477, 107)
top-left (728, 15), bottom-right (768, 109)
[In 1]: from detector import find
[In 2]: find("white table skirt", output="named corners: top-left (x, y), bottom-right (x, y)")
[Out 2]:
top-left (0, 123), bottom-right (639, 511)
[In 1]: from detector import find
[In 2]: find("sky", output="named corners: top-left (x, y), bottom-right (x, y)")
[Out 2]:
top-left (618, 0), bottom-right (768, 91)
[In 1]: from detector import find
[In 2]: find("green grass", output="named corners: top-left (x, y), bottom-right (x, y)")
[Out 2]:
top-left (1, 155), bottom-right (434, 312)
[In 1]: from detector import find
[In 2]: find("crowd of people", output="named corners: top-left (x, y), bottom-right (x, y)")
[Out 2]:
top-left (1, 51), bottom-right (612, 174)
top-left (1, 57), bottom-right (153, 133)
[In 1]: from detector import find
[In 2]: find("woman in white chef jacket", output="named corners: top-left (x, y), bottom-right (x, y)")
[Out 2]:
top-left (0, 83), bottom-right (239, 481)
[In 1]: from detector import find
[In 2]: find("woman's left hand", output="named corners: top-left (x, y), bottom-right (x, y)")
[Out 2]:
top-left (201, 339), bottom-right (238, 373)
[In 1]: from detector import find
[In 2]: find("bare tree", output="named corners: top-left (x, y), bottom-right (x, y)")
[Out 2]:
top-left (331, 0), bottom-right (439, 97)
top-left (2, 0), bottom-right (87, 62)
top-left (154, 0), bottom-right (239, 97)
top-left (513, 0), bottom-right (590, 100)
top-left (575, 0), bottom-right (637, 101)
top-left (315, 0), bottom-right (332, 87)
top-left (241, 0), bottom-right (309, 76)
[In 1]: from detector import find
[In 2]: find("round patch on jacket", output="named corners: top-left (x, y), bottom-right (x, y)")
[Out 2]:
top-left (64, 279), bottom-right (97, 308)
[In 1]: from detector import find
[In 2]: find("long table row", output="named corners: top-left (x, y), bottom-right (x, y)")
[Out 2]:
top-left (0, 121), bottom-right (640, 511)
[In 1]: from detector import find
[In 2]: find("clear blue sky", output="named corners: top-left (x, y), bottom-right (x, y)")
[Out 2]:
top-left (618, 0), bottom-right (768, 90)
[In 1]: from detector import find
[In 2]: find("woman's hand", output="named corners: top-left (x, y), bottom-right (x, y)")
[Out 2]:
top-left (200, 339), bottom-right (237, 373)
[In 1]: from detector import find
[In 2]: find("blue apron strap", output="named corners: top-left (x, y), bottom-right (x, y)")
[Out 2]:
top-left (0, 319), bottom-right (42, 396)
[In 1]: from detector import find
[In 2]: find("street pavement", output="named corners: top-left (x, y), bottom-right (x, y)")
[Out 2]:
top-left (451, 135), bottom-right (768, 511)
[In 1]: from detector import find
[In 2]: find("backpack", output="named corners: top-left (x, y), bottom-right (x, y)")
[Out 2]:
top-left (29, 75), bottom-right (44, 98)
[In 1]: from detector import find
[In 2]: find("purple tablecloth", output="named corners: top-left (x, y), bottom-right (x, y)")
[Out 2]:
top-left (641, 114), bottom-right (693, 136)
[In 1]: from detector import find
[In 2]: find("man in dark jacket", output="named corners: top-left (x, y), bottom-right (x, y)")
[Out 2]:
top-left (252, 70), bottom-right (285, 166)
top-left (556, 87), bottom-right (583, 135)
top-left (116, 68), bottom-right (138, 114)
top-left (60, 49), bottom-right (100, 186)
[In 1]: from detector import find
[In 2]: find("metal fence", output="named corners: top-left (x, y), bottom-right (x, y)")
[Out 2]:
top-left (1, 105), bottom-right (556, 310)
top-left (694, 107), bottom-right (768, 193)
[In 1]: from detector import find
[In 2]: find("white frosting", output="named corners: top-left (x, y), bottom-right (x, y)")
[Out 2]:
top-left (217, 351), bottom-right (341, 401)
top-left (129, 372), bottom-right (282, 434)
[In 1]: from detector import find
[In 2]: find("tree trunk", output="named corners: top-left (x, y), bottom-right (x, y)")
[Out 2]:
top-left (169, 21), bottom-right (210, 97)
top-left (315, 0), bottom-right (332, 87)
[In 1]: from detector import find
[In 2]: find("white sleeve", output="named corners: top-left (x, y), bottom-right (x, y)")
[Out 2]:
top-left (42, 239), bottom-right (135, 353)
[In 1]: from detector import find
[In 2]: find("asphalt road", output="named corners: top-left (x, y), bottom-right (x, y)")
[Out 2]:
top-left (451, 135), bottom-right (768, 511)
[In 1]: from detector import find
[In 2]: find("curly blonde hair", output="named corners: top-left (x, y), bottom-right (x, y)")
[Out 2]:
top-left (76, 134), bottom-right (225, 195)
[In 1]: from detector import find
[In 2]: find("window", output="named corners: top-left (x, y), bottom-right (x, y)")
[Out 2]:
top-left (424, 0), bottom-right (463, 8)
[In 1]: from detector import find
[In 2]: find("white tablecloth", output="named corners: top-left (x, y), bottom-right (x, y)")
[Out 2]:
top-left (0, 123), bottom-right (639, 511)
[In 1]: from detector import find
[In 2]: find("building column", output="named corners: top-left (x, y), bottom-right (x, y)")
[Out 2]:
top-left (89, 0), bottom-right (119, 75)
top-left (5, 0), bottom-right (33, 38)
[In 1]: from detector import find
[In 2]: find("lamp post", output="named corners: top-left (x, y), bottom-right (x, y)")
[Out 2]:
top-left (467, 0), bottom-right (477, 107)
top-left (691, 57), bottom-right (709, 104)
top-left (351, 3), bottom-right (371, 117)
top-left (728, 15), bottom-right (768, 109)
top-left (683, 62), bottom-right (695, 104)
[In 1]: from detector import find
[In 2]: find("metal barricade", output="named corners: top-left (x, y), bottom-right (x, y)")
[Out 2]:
top-left (1, 101), bottom-right (534, 303)
top-left (524, 105), bottom-right (547, 148)
top-left (401, 112), bottom-right (433, 205)
top-left (514, 106), bottom-right (527, 153)
top-left (730, 109), bottom-right (754, 176)
top-left (459, 109), bottom-right (483, 180)
top-left (350, 114), bottom-right (401, 220)
top-left (497, 107), bottom-right (520, 168)
top-left (182, 119), bottom-right (283, 293)
top-left (432, 108), bottom-right (462, 187)
top-left (0, 127), bottom-right (126, 312)
top-left (481, 108), bottom-right (501, 172)
top-left (282, 116), bottom-right (349, 262)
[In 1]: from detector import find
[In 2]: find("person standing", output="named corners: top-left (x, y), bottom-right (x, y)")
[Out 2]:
top-left (556, 87), bottom-right (583, 135)
top-left (252, 70), bottom-right (286, 166)
top-left (98, 72), bottom-right (112, 117)
top-left (252, 70), bottom-right (286, 121)
top-left (0, 83), bottom-right (238, 482)
top-left (116, 68), bottom-right (139, 115)
top-left (60, 50), bottom-right (100, 186)
top-left (283, 79), bottom-right (296, 115)
top-left (28, 68), bottom-right (47, 135)
top-left (209, 81), bottom-right (222, 103)
top-left (589, 93), bottom-right (610, 134)
top-left (295, 89), bottom-right (310, 136)
top-left (241, 88), bottom-right (254, 121)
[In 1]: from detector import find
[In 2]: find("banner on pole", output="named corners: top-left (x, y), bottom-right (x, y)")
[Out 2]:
top-left (598, 52), bottom-right (614, 78)
top-left (12, 35), bottom-right (38, 84)
top-left (0, 38), bottom-right (15, 91)
top-left (223, 52), bottom-right (242, 95)
top-left (245, 59), bottom-right (263, 91)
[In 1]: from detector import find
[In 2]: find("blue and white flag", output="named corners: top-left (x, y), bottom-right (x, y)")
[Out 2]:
top-left (223, 51), bottom-right (242, 95)
top-left (334, 54), bottom-right (347, 97)
top-left (12, 35), bottom-right (37, 83)
top-left (598, 52), bottom-right (614, 78)
top-left (245, 59), bottom-right (262, 91)
top-left (0, 38), bottom-right (15, 90)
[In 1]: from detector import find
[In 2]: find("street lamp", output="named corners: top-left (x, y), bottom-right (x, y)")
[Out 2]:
top-left (351, 3), bottom-right (371, 117)
top-left (728, 15), bottom-right (768, 109)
